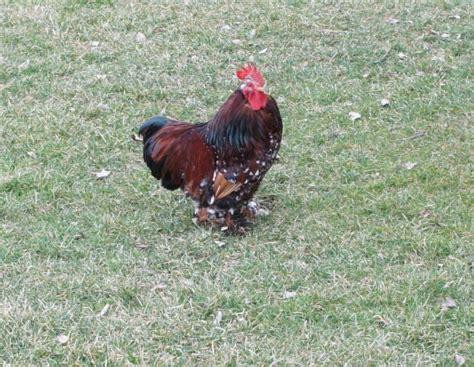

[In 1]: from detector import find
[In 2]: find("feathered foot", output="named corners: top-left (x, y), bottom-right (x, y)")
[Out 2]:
top-left (194, 207), bottom-right (250, 235)
top-left (240, 201), bottom-right (270, 219)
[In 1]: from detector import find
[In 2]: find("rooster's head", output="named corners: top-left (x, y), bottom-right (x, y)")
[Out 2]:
top-left (237, 64), bottom-right (268, 111)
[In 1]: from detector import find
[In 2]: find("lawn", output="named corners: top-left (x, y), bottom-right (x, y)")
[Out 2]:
top-left (1, 0), bottom-right (472, 365)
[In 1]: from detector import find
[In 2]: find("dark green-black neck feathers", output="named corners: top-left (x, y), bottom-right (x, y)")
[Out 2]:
top-left (204, 90), bottom-right (276, 154)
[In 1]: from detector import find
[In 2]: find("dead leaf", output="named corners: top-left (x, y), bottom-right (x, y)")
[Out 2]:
top-left (398, 52), bottom-right (407, 60)
top-left (94, 169), bottom-right (110, 180)
top-left (418, 209), bottom-right (432, 218)
top-left (258, 48), bottom-right (268, 54)
top-left (90, 41), bottom-right (100, 47)
top-left (432, 52), bottom-right (446, 62)
top-left (155, 283), bottom-right (167, 291)
top-left (74, 232), bottom-right (85, 240)
top-left (381, 98), bottom-right (390, 107)
top-left (26, 151), bottom-right (36, 158)
top-left (220, 24), bottom-right (231, 32)
top-left (19, 59), bottom-right (30, 70)
top-left (214, 240), bottom-right (226, 248)
top-left (449, 15), bottom-right (461, 20)
top-left (373, 315), bottom-right (391, 327)
top-left (454, 354), bottom-right (465, 366)
top-left (283, 291), bottom-right (297, 299)
top-left (248, 29), bottom-right (256, 38)
top-left (386, 17), bottom-right (400, 24)
top-left (95, 74), bottom-right (107, 80)
top-left (135, 32), bottom-right (146, 43)
top-left (97, 103), bottom-right (110, 112)
top-left (56, 334), bottom-right (69, 345)
top-left (441, 298), bottom-right (456, 311)
top-left (134, 238), bottom-right (149, 250)
top-left (408, 130), bottom-right (427, 140)
top-left (402, 162), bottom-right (417, 170)
top-left (232, 39), bottom-right (242, 45)
top-left (349, 111), bottom-right (361, 121)
top-left (213, 310), bottom-right (223, 326)
top-left (362, 72), bottom-right (370, 78)
top-left (441, 33), bottom-right (450, 39)
top-left (97, 304), bottom-right (111, 318)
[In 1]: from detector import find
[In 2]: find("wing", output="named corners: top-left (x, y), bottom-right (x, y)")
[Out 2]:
top-left (142, 119), bottom-right (215, 195)
top-left (213, 172), bottom-right (242, 200)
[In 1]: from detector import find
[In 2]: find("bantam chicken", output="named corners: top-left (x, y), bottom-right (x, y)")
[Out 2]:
top-left (139, 64), bottom-right (282, 231)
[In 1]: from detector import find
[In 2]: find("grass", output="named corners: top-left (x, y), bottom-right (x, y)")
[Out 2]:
top-left (1, 0), bottom-right (472, 365)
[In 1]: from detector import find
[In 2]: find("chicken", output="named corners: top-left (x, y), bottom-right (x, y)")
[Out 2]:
top-left (139, 64), bottom-right (282, 231)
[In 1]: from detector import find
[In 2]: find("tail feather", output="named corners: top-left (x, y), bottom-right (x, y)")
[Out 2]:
top-left (139, 116), bottom-right (179, 189)
top-left (139, 116), bottom-right (169, 141)
top-left (139, 116), bottom-right (214, 194)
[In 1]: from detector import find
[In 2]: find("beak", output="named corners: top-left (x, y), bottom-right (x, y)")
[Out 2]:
top-left (256, 86), bottom-right (266, 92)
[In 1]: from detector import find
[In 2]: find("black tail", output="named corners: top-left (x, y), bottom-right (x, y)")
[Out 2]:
top-left (139, 116), bottom-right (169, 142)
top-left (139, 116), bottom-right (180, 190)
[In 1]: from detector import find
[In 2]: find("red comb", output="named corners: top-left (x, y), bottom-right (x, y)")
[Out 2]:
top-left (236, 64), bottom-right (265, 87)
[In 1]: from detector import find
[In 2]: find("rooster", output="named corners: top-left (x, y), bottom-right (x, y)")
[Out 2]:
top-left (139, 64), bottom-right (282, 231)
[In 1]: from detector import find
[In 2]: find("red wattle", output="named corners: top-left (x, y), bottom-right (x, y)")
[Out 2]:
top-left (248, 91), bottom-right (268, 111)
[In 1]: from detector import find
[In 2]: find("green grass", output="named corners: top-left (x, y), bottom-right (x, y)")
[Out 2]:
top-left (1, 0), bottom-right (473, 365)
